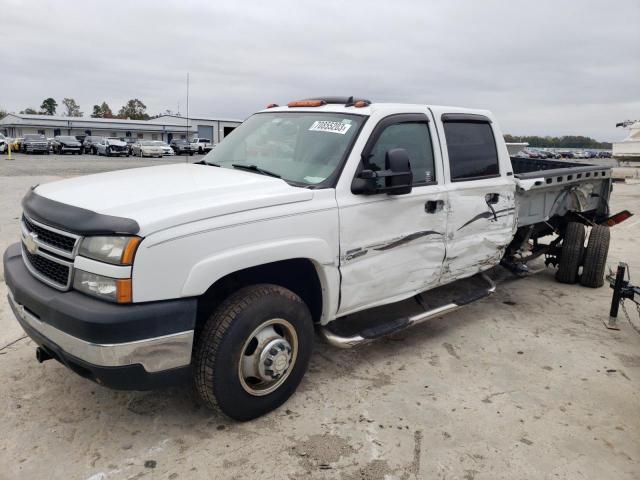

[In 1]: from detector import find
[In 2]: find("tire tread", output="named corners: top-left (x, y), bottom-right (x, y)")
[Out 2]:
top-left (580, 225), bottom-right (610, 288)
top-left (556, 222), bottom-right (585, 284)
top-left (193, 284), bottom-right (303, 413)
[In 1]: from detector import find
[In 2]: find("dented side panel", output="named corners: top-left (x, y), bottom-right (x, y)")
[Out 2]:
top-left (337, 188), bottom-right (448, 316)
top-left (441, 183), bottom-right (517, 282)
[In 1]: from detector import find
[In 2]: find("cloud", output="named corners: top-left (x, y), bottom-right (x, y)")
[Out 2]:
top-left (0, 0), bottom-right (638, 140)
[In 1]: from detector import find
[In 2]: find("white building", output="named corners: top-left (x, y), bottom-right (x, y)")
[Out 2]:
top-left (147, 115), bottom-right (242, 143)
top-left (0, 113), bottom-right (242, 144)
top-left (613, 120), bottom-right (640, 159)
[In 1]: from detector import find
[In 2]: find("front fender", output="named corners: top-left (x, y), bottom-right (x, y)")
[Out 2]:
top-left (181, 237), bottom-right (340, 323)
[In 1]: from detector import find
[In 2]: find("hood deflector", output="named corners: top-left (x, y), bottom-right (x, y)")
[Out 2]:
top-left (22, 188), bottom-right (140, 236)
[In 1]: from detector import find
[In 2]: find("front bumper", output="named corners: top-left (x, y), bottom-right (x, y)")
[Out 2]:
top-left (25, 145), bottom-right (49, 152)
top-left (3, 243), bottom-right (197, 390)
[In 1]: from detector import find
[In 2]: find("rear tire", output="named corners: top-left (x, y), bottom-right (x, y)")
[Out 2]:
top-left (556, 222), bottom-right (585, 284)
top-left (193, 284), bottom-right (313, 421)
top-left (580, 225), bottom-right (610, 288)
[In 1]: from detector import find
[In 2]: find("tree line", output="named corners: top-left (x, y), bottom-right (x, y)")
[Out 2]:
top-left (504, 134), bottom-right (612, 149)
top-left (14, 97), bottom-right (151, 120)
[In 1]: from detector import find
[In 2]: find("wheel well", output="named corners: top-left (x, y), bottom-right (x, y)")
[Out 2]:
top-left (196, 258), bottom-right (324, 330)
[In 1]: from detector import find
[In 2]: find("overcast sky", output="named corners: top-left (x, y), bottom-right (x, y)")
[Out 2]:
top-left (1, 0), bottom-right (638, 141)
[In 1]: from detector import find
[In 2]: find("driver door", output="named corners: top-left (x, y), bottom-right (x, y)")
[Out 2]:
top-left (337, 113), bottom-right (447, 316)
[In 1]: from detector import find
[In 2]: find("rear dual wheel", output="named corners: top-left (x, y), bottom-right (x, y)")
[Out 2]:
top-left (580, 225), bottom-right (610, 288)
top-left (556, 222), bottom-right (610, 287)
top-left (193, 284), bottom-right (313, 421)
top-left (556, 222), bottom-right (585, 284)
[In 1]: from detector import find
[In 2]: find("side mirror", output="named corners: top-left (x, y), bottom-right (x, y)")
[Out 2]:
top-left (352, 148), bottom-right (413, 195)
top-left (384, 148), bottom-right (413, 195)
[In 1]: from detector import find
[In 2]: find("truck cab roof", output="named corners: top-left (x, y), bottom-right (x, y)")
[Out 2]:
top-left (259, 100), bottom-right (492, 119)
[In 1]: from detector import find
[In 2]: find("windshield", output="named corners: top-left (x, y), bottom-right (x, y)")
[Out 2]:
top-left (25, 134), bottom-right (46, 140)
top-left (58, 136), bottom-right (77, 142)
top-left (152, 141), bottom-right (168, 146)
top-left (202, 112), bottom-right (364, 186)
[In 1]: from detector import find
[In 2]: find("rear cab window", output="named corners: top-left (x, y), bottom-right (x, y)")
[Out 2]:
top-left (442, 115), bottom-right (500, 181)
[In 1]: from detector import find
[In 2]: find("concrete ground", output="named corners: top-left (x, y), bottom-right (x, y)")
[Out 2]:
top-left (0, 153), bottom-right (639, 480)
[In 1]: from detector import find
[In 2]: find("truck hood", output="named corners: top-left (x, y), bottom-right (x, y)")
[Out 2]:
top-left (34, 164), bottom-right (314, 234)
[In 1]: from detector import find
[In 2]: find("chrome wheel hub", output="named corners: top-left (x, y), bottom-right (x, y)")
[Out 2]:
top-left (259, 338), bottom-right (292, 380)
top-left (238, 318), bottom-right (298, 396)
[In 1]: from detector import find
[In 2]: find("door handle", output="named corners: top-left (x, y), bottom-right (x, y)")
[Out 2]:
top-left (484, 193), bottom-right (500, 220)
top-left (485, 193), bottom-right (500, 204)
top-left (425, 200), bottom-right (444, 214)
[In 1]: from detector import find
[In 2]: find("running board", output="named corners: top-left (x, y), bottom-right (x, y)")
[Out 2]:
top-left (320, 273), bottom-right (496, 348)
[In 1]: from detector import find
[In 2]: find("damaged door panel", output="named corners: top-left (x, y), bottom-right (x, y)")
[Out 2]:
top-left (338, 189), bottom-right (448, 315)
top-left (337, 110), bottom-right (447, 315)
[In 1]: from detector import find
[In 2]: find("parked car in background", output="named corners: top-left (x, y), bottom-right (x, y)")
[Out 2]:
top-left (96, 137), bottom-right (129, 157)
top-left (0, 133), bottom-right (8, 154)
top-left (152, 141), bottom-right (175, 156)
top-left (83, 136), bottom-right (104, 154)
top-left (598, 151), bottom-right (612, 158)
top-left (52, 136), bottom-right (83, 155)
top-left (21, 134), bottom-right (50, 154)
top-left (522, 148), bottom-right (541, 158)
top-left (122, 137), bottom-right (137, 155)
top-left (170, 138), bottom-right (195, 155)
top-left (190, 137), bottom-right (213, 154)
top-left (560, 151), bottom-right (575, 158)
top-left (131, 140), bottom-right (163, 158)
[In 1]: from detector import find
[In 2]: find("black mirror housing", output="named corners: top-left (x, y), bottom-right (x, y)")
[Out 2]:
top-left (351, 148), bottom-right (413, 195)
top-left (384, 148), bottom-right (413, 194)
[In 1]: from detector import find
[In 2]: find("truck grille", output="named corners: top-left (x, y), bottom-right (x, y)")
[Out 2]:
top-left (20, 214), bottom-right (80, 290)
top-left (22, 215), bottom-right (76, 253)
top-left (23, 248), bottom-right (71, 289)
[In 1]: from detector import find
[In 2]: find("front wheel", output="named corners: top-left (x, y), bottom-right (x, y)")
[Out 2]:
top-left (193, 284), bottom-right (313, 421)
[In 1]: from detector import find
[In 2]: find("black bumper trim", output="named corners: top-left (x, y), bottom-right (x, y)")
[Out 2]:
top-left (4, 243), bottom-right (197, 344)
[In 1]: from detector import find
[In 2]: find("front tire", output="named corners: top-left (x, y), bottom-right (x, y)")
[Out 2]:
top-left (580, 225), bottom-right (610, 288)
top-left (193, 284), bottom-right (313, 421)
top-left (556, 222), bottom-right (585, 284)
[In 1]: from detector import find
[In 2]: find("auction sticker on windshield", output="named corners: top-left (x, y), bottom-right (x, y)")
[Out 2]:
top-left (309, 120), bottom-right (352, 135)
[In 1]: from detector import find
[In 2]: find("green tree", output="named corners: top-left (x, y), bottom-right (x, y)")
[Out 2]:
top-left (39, 97), bottom-right (57, 115)
top-left (91, 101), bottom-right (114, 118)
top-left (0, 107), bottom-right (6, 120)
top-left (117, 98), bottom-right (149, 120)
top-left (62, 98), bottom-right (82, 117)
top-left (20, 108), bottom-right (38, 114)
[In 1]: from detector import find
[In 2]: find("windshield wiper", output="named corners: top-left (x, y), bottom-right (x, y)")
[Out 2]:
top-left (231, 163), bottom-right (281, 178)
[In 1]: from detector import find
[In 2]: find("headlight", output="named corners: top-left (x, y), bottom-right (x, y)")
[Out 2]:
top-left (73, 270), bottom-right (132, 303)
top-left (78, 236), bottom-right (141, 265)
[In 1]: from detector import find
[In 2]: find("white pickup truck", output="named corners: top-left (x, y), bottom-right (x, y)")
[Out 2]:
top-left (4, 97), bottom-right (630, 420)
top-left (190, 137), bottom-right (213, 154)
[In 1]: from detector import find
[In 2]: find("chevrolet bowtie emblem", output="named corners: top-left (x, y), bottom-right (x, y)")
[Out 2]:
top-left (24, 232), bottom-right (39, 254)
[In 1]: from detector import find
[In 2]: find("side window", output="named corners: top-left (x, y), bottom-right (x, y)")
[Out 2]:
top-left (443, 121), bottom-right (499, 181)
top-left (367, 122), bottom-right (435, 186)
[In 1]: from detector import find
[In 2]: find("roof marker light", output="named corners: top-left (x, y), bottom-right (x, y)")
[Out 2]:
top-left (287, 100), bottom-right (326, 108)
top-left (266, 103), bottom-right (279, 108)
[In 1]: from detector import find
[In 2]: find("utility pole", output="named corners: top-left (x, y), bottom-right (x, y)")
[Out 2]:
top-left (186, 73), bottom-right (190, 163)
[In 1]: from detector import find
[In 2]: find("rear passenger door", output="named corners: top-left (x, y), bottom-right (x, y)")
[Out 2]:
top-left (435, 112), bottom-right (516, 282)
